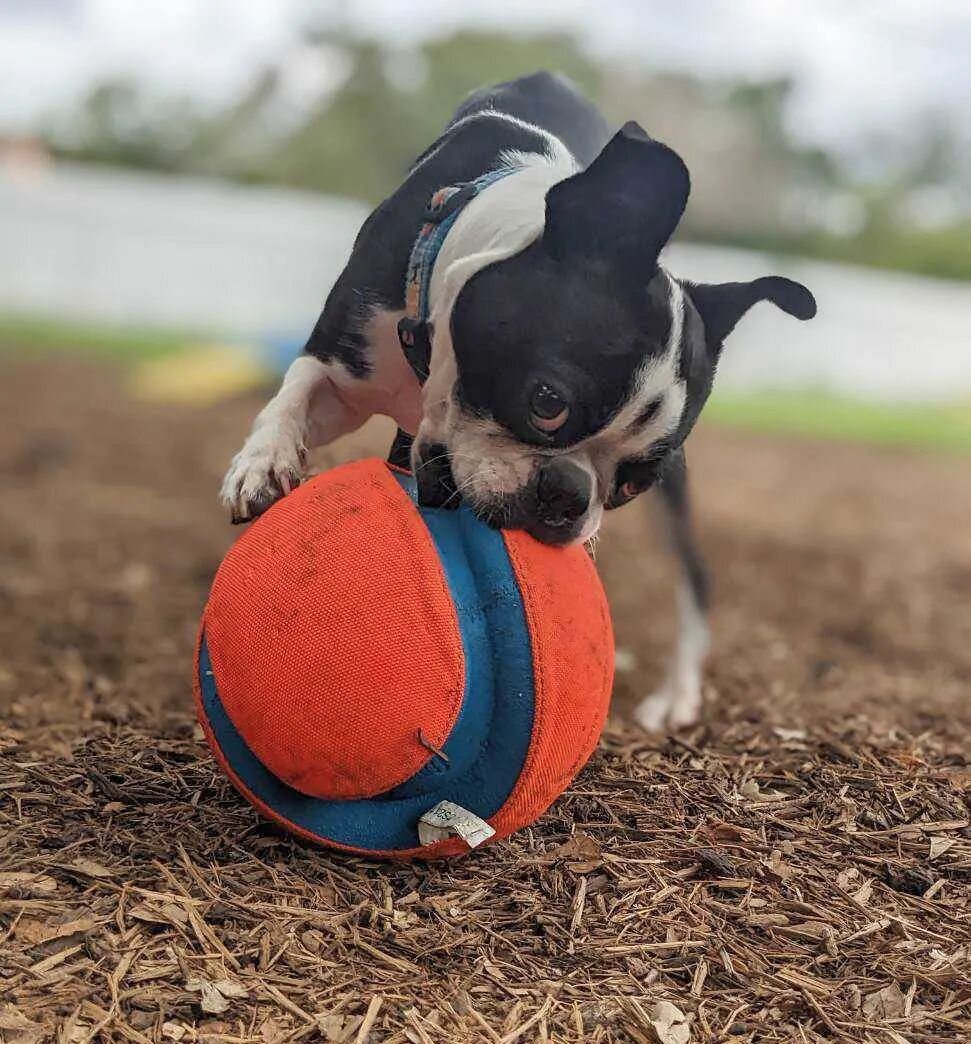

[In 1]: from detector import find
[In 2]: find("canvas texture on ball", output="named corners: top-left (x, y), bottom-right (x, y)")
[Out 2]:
top-left (195, 457), bottom-right (614, 858)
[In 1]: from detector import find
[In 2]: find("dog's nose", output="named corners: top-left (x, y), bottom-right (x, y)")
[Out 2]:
top-left (535, 461), bottom-right (591, 527)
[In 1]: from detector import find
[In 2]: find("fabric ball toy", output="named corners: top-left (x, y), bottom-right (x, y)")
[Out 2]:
top-left (194, 457), bottom-right (614, 858)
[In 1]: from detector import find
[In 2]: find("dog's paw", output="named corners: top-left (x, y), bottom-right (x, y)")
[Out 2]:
top-left (220, 429), bottom-right (305, 523)
top-left (633, 677), bottom-right (703, 733)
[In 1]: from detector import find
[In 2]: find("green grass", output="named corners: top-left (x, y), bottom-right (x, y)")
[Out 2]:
top-left (0, 314), bottom-right (194, 361)
top-left (706, 390), bottom-right (971, 453)
top-left (698, 222), bottom-right (971, 284)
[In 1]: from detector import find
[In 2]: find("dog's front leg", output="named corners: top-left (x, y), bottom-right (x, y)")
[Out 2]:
top-left (634, 451), bottom-right (711, 731)
top-left (220, 354), bottom-right (364, 523)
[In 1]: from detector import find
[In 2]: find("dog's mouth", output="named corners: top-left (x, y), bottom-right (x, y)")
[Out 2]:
top-left (413, 442), bottom-right (461, 510)
top-left (413, 442), bottom-right (590, 547)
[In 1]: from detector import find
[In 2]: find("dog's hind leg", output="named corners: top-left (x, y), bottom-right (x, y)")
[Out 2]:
top-left (634, 450), bottom-right (711, 731)
top-left (220, 354), bottom-right (365, 523)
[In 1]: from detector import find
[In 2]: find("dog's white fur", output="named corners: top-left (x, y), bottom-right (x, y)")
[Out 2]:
top-left (222, 114), bottom-right (708, 730)
top-left (635, 578), bottom-right (711, 731)
top-left (221, 355), bottom-right (333, 513)
top-left (413, 109), bottom-right (576, 177)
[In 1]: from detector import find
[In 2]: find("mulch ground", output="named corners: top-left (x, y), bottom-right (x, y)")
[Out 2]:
top-left (1, 355), bottom-right (969, 1044)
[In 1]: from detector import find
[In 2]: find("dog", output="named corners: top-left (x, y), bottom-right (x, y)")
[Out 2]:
top-left (221, 71), bottom-right (816, 730)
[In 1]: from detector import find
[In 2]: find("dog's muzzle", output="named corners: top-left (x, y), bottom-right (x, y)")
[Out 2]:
top-left (414, 445), bottom-right (592, 546)
top-left (414, 442), bottom-right (459, 509)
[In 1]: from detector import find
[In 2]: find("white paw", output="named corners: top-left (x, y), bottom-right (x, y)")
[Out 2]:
top-left (220, 427), bottom-right (305, 523)
top-left (634, 677), bottom-right (703, 733)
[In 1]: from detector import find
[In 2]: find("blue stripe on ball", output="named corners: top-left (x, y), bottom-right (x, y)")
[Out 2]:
top-left (198, 485), bottom-right (536, 852)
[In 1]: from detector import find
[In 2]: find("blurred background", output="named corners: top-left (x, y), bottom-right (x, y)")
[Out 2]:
top-left (3, 0), bottom-right (971, 419)
top-left (1, 1), bottom-right (969, 744)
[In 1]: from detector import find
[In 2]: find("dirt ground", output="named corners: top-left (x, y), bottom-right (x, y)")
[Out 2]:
top-left (1, 355), bottom-right (968, 1043)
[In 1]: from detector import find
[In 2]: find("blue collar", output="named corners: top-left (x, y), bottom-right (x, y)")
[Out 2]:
top-left (397, 168), bottom-right (516, 383)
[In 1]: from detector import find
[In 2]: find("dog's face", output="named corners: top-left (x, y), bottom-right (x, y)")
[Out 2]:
top-left (414, 123), bottom-right (816, 545)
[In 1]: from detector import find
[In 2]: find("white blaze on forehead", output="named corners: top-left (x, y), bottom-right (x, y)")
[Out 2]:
top-left (555, 269), bottom-right (686, 501)
top-left (665, 272), bottom-right (686, 359)
top-left (639, 271), bottom-right (687, 437)
top-left (593, 269), bottom-right (687, 450)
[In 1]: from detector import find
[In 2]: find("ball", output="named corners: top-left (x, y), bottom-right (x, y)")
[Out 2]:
top-left (195, 457), bottom-right (613, 858)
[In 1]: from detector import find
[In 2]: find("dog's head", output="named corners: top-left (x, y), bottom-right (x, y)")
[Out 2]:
top-left (414, 122), bottom-right (816, 545)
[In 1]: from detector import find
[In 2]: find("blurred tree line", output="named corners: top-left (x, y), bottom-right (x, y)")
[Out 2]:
top-left (43, 28), bottom-right (971, 281)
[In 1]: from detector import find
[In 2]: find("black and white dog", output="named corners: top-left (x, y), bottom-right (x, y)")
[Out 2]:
top-left (221, 72), bottom-right (816, 730)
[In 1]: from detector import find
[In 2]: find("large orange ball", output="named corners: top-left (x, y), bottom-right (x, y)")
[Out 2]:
top-left (195, 458), bottom-right (613, 858)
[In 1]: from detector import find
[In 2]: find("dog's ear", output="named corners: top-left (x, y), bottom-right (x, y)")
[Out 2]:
top-left (543, 121), bottom-right (690, 270)
top-left (686, 277), bottom-right (816, 353)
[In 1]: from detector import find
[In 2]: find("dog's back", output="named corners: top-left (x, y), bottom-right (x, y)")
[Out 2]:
top-left (447, 71), bottom-right (611, 167)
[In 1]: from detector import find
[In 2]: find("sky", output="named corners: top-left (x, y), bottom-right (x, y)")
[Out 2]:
top-left (2, 0), bottom-right (970, 155)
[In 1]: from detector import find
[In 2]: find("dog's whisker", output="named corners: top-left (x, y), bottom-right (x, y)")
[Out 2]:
top-left (442, 466), bottom-right (485, 507)
top-left (414, 453), bottom-right (450, 472)
top-left (414, 449), bottom-right (478, 468)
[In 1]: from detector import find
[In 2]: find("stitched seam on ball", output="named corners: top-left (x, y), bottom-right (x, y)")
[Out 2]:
top-left (378, 461), bottom-right (467, 752)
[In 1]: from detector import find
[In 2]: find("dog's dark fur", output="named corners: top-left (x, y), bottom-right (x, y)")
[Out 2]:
top-left (221, 71), bottom-right (816, 729)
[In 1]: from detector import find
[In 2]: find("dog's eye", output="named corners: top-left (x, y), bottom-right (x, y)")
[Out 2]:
top-left (529, 383), bottom-right (569, 433)
top-left (613, 477), bottom-right (646, 506)
top-left (609, 453), bottom-right (667, 509)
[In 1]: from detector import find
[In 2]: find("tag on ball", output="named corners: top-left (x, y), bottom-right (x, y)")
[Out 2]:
top-left (418, 801), bottom-right (496, 849)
